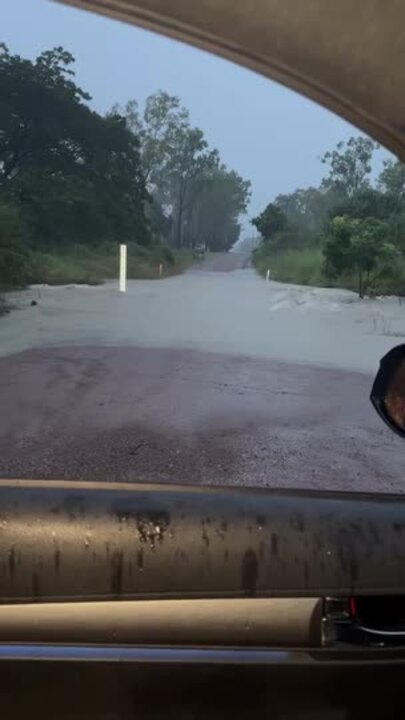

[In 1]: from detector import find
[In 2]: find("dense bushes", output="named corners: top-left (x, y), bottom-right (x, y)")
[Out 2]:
top-left (253, 137), bottom-right (405, 297)
top-left (24, 244), bottom-right (191, 286)
top-left (254, 246), bottom-right (324, 287)
top-left (0, 45), bottom-right (151, 287)
top-left (0, 45), bottom-right (249, 289)
top-left (0, 202), bottom-right (32, 287)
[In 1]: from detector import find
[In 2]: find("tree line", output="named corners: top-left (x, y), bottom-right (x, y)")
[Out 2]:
top-left (252, 136), bottom-right (405, 297)
top-left (113, 96), bottom-right (251, 252)
top-left (0, 44), bottom-right (251, 286)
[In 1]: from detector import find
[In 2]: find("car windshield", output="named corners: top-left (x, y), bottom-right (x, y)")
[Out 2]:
top-left (1, 0), bottom-right (403, 495)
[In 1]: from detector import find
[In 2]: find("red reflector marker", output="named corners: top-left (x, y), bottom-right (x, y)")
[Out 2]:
top-left (349, 597), bottom-right (357, 617)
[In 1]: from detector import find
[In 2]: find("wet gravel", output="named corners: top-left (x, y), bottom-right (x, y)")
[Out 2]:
top-left (0, 345), bottom-right (403, 492)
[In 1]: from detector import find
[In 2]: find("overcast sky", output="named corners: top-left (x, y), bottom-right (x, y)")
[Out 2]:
top-left (3, 0), bottom-right (370, 231)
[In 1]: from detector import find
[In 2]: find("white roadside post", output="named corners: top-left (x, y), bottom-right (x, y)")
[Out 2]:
top-left (119, 244), bottom-right (127, 293)
top-left (266, 268), bottom-right (271, 282)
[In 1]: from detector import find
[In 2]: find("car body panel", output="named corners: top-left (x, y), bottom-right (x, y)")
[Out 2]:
top-left (58, 0), bottom-right (405, 159)
top-left (1, 479), bottom-right (404, 602)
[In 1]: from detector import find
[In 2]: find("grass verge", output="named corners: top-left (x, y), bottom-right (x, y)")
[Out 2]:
top-left (254, 246), bottom-right (325, 286)
top-left (29, 244), bottom-right (195, 286)
top-left (253, 245), bottom-right (405, 296)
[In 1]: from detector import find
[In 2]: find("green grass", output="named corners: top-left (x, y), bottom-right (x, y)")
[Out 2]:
top-left (28, 244), bottom-right (195, 286)
top-left (254, 246), bottom-right (325, 286)
top-left (253, 244), bottom-right (405, 296)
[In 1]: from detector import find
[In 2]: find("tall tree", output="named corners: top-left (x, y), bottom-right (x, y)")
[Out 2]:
top-left (251, 203), bottom-right (288, 242)
top-left (0, 45), bottom-right (150, 250)
top-left (324, 216), bottom-right (396, 297)
top-left (0, 44), bottom-right (91, 186)
top-left (115, 92), bottom-right (249, 249)
top-left (376, 158), bottom-right (405, 251)
top-left (320, 136), bottom-right (377, 199)
top-left (187, 166), bottom-right (250, 251)
top-left (274, 186), bottom-right (338, 243)
top-left (378, 159), bottom-right (405, 204)
top-left (165, 126), bottom-right (218, 247)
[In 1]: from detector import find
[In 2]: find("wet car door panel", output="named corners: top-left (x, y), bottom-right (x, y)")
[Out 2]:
top-left (0, 479), bottom-right (404, 661)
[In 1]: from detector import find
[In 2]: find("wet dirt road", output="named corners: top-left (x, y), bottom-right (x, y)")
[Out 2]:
top-left (0, 346), bottom-right (403, 492)
top-left (0, 252), bottom-right (404, 491)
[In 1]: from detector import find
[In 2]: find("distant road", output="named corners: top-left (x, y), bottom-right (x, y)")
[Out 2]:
top-left (193, 251), bottom-right (251, 271)
top-left (0, 254), bottom-right (404, 492)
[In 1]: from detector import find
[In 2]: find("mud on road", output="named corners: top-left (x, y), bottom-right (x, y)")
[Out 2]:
top-left (0, 345), bottom-right (402, 492)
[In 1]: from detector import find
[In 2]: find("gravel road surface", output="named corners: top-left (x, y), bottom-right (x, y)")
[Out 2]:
top-left (0, 252), bottom-right (404, 491)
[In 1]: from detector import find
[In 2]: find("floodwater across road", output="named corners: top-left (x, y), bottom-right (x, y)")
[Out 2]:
top-left (1, 254), bottom-right (404, 373)
top-left (0, 253), bottom-right (404, 491)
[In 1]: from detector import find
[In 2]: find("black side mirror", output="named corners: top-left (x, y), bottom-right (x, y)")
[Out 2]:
top-left (370, 344), bottom-right (405, 438)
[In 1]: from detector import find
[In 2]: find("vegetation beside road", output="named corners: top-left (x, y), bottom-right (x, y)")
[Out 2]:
top-left (2, 241), bottom-right (194, 288)
top-left (254, 244), bottom-right (405, 296)
top-left (253, 137), bottom-right (405, 297)
top-left (0, 296), bottom-right (10, 316)
top-left (254, 247), bottom-right (324, 287)
top-left (0, 44), bottom-right (250, 290)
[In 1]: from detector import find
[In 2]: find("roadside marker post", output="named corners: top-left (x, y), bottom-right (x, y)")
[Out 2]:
top-left (266, 268), bottom-right (271, 281)
top-left (159, 263), bottom-right (163, 277)
top-left (119, 244), bottom-right (127, 293)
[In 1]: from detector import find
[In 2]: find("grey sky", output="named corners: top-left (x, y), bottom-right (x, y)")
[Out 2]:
top-left (3, 0), bottom-right (371, 230)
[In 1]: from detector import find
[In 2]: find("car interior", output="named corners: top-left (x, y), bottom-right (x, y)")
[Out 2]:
top-left (1, 1), bottom-right (405, 718)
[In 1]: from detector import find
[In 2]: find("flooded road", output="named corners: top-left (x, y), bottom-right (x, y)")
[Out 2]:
top-left (0, 254), bottom-right (404, 491)
top-left (2, 260), bottom-right (404, 373)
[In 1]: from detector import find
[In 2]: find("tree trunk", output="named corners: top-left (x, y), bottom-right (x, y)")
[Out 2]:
top-left (175, 183), bottom-right (185, 249)
top-left (175, 203), bottom-right (183, 249)
top-left (364, 270), bottom-right (371, 296)
top-left (358, 270), bottom-right (364, 298)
